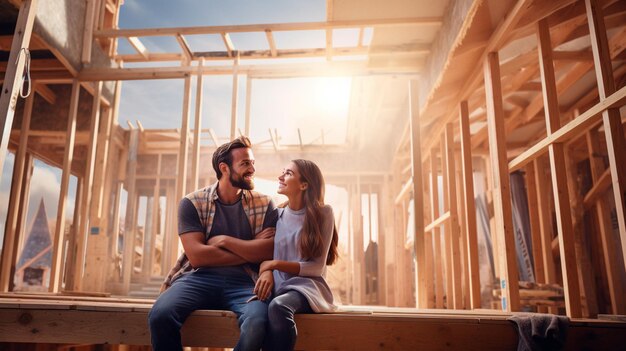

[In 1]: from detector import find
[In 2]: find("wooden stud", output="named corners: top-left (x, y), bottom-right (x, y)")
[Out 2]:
top-left (127, 37), bottom-right (149, 59)
top-left (72, 81), bottom-right (103, 292)
top-left (49, 80), bottom-right (80, 293)
top-left (82, 0), bottom-right (97, 63)
top-left (586, 130), bottom-right (626, 314)
top-left (484, 51), bottom-right (520, 312)
top-left (440, 134), bottom-right (453, 309)
top-left (423, 158), bottom-right (434, 308)
top-left (408, 80), bottom-right (425, 308)
top-left (176, 34), bottom-right (193, 62)
top-left (265, 30), bottom-right (277, 57)
top-left (191, 59), bottom-right (204, 191)
top-left (445, 123), bottom-right (463, 309)
top-left (221, 33), bottom-right (235, 58)
top-left (430, 149), bottom-right (444, 309)
top-left (524, 161), bottom-right (547, 312)
top-left (122, 127), bottom-right (139, 294)
top-left (0, 91), bottom-right (34, 292)
top-left (0, 0), bottom-right (38, 183)
top-left (586, 0), bottom-right (626, 268)
top-left (537, 19), bottom-right (582, 317)
top-left (244, 76), bottom-right (251, 137)
top-left (230, 55), bottom-right (239, 141)
top-left (459, 100), bottom-right (481, 309)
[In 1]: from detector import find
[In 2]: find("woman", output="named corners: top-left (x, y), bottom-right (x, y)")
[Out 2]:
top-left (254, 159), bottom-right (339, 351)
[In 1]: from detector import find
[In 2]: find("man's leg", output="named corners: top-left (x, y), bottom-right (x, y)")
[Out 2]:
top-left (148, 272), bottom-right (223, 351)
top-left (266, 290), bottom-right (312, 351)
top-left (224, 277), bottom-right (269, 351)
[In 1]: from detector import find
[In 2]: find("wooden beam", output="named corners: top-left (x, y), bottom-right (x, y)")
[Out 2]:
top-left (508, 84), bottom-right (626, 172)
top-left (430, 148), bottom-right (444, 309)
top-left (583, 167), bottom-right (611, 209)
top-left (458, 100), bottom-right (480, 310)
top-left (230, 55), bottom-right (239, 141)
top-left (586, 0), bottom-right (626, 268)
top-left (94, 17), bottom-right (443, 38)
top-left (408, 80), bottom-right (425, 308)
top-left (586, 130), bottom-right (626, 314)
top-left (524, 161), bottom-right (547, 313)
top-left (221, 33), bottom-right (235, 58)
top-left (122, 127), bottom-right (139, 294)
top-left (176, 34), bottom-right (193, 61)
top-left (440, 134), bottom-right (453, 309)
top-left (191, 60), bottom-right (204, 190)
top-left (265, 30), bottom-right (277, 57)
top-left (424, 212), bottom-right (450, 233)
top-left (244, 76), bottom-right (252, 137)
top-left (49, 80), bottom-right (80, 293)
top-left (444, 123), bottom-right (463, 309)
top-left (127, 36), bottom-right (149, 59)
top-left (537, 19), bottom-right (581, 317)
top-left (0, 91), bottom-right (33, 292)
top-left (484, 51), bottom-right (520, 312)
top-left (33, 83), bottom-right (56, 104)
top-left (0, 0), bottom-right (38, 185)
top-left (81, 0), bottom-right (97, 63)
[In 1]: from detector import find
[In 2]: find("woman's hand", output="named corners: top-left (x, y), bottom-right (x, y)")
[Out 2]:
top-left (259, 260), bottom-right (276, 273)
top-left (207, 235), bottom-right (230, 248)
top-left (254, 270), bottom-right (274, 301)
top-left (255, 227), bottom-right (276, 240)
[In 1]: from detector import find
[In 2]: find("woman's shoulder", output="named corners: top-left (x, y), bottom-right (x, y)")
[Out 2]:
top-left (320, 204), bottom-right (334, 218)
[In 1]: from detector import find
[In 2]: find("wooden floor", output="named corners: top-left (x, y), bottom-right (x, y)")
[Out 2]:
top-left (1, 293), bottom-right (625, 350)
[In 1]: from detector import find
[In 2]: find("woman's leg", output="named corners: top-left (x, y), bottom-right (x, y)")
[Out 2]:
top-left (266, 290), bottom-right (312, 351)
top-left (148, 273), bottom-right (222, 351)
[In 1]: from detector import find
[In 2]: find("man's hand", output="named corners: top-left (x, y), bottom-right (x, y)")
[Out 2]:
top-left (254, 270), bottom-right (274, 301)
top-left (255, 227), bottom-right (275, 240)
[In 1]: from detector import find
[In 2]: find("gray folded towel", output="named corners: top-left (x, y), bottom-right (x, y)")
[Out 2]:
top-left (508, 313), bottom-right (570, 351)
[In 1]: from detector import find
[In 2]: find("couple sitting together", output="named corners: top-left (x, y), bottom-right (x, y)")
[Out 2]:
top-left (148, 136), bottom-right (339, 351)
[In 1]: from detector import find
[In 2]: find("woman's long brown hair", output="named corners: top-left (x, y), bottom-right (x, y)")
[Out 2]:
top-left (291, 159), bottom-right (339, 265)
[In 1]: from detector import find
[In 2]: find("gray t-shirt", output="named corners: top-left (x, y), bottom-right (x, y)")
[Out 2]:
top-left (178, 195), bottom-right (277, 277)
top-left (273, 205), bottom-right (336, 312)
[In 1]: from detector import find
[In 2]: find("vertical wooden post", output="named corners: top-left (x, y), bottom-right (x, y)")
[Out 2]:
top-left (191, 60), bottom-right (204, 191)
top-left (423, 158), bottom-right (434, 308)
top-left (122, 127), bottom-right (139, 294)
top-left (484, 52), bottom-right (520, 312)
top-left (0, 91), bottom-right (34, 292)
top-left (0, 0), bottom-right (38, 183)
top-left (585, 0), bottom-right (626, 268)
top-left (244, 76), bottom-right (252, 137)
top-left (49, 81), bottom-right (80, 293)
top-left (440, 135), bottom-right (453, 309)
top-left (82, 0), bottom-right (97, 63)
top-left (73, 81), bottom-right (103, 291)
top-left (408, 80), bottom-right (426, 308)
top-left (230, 55), bottom-right (240, 141)
top-left (459, 101), bottom-right (481, 309)
top-left (537, 19), bottom-right (581, 317)
top-left (430, 149), bottom-right (444, 309)
top-left (444, 123), bottom-right (463, 309)
top-left (147, 155), bottom-right (162, 279)
top-left (586, 130), bottom-right (625, 314)
top-left (172, 74), bottom-right (192, 267)
top-left (525, 161), bottom-right (547, 313)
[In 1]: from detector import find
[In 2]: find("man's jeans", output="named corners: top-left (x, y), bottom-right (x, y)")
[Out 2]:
top-left (148, 270), bottom-right (268, 351)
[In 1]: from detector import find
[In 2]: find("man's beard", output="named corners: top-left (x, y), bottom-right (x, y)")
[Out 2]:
top-left (229, 167), bottom-right (254, 190)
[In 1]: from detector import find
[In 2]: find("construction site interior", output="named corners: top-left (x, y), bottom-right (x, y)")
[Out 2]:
top-left (1, 0), bottom-right (626, 349)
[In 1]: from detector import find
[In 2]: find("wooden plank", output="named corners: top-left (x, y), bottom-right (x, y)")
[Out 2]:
top-left (409, 80), bottom-right (426, 308)
top-left (445, 123), bottom-right (463, 310)
top-left (122, 128), bottom-right (139, 294)
top-left (34, 83), bottom-right (56, 104)
top-left (583, 167), bottom-right (611, 209)
top-left (221, 33), bottom-right (235, 58)
top-left (459, 100), bottom-right (481, 310)
top-left (430, 149), bottom-right (444, 309)
top-left (265, 30), bottom-right (277, 57)
top-left (536, 19), bottom-right (581, 317)
top-left (586, 130), bottom-right (626, 314)
top-left (0, 0), bottom-right (38, 185)
top-left (127, 37), bottom-right (149, 59)
top-left (82, 0), bottom-right (97, 63)
top-left (440, 134), bottom-right (453, 309)
top-left (191, 60), bottom-right (204, 190)
top-left (585, 0), bottom-right (626, 268)
top-left (422, 159), bottom-right (434, 308)
top-left (72, 81), bottom-right (103, 292)
top-left (95, 17), bottom-right (443, 38)
top-left (484, 51), bottom-right (520, 312)
top-left (49, 81), bottom-right (80, 293)
top-left (0, 91), bottom-right (34, 292)
top-left (244, 76), bottom-right (252, 137)
top-left (524, 162), bottom-right (546, 311)
top-left (230, 55), bottom-right (239, 140)
top-left (176, 34), bottom-right (193, 61)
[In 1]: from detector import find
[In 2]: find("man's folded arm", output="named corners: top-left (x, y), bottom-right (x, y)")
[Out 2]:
top-left (208, 234), bottom-right (274, 263)
top-left (180, 231), bottom-right (247, 267)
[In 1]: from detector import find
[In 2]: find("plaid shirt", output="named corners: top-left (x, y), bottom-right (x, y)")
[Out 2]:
top-left (160, 181), bottom-right (272, 292)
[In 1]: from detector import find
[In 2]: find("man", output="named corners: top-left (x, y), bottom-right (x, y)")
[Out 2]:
top-left (149, 136), bottom-right (277, 351)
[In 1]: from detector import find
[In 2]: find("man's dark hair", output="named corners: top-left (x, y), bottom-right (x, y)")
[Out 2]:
top-left (212, 136), bottom-right (252, 179)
